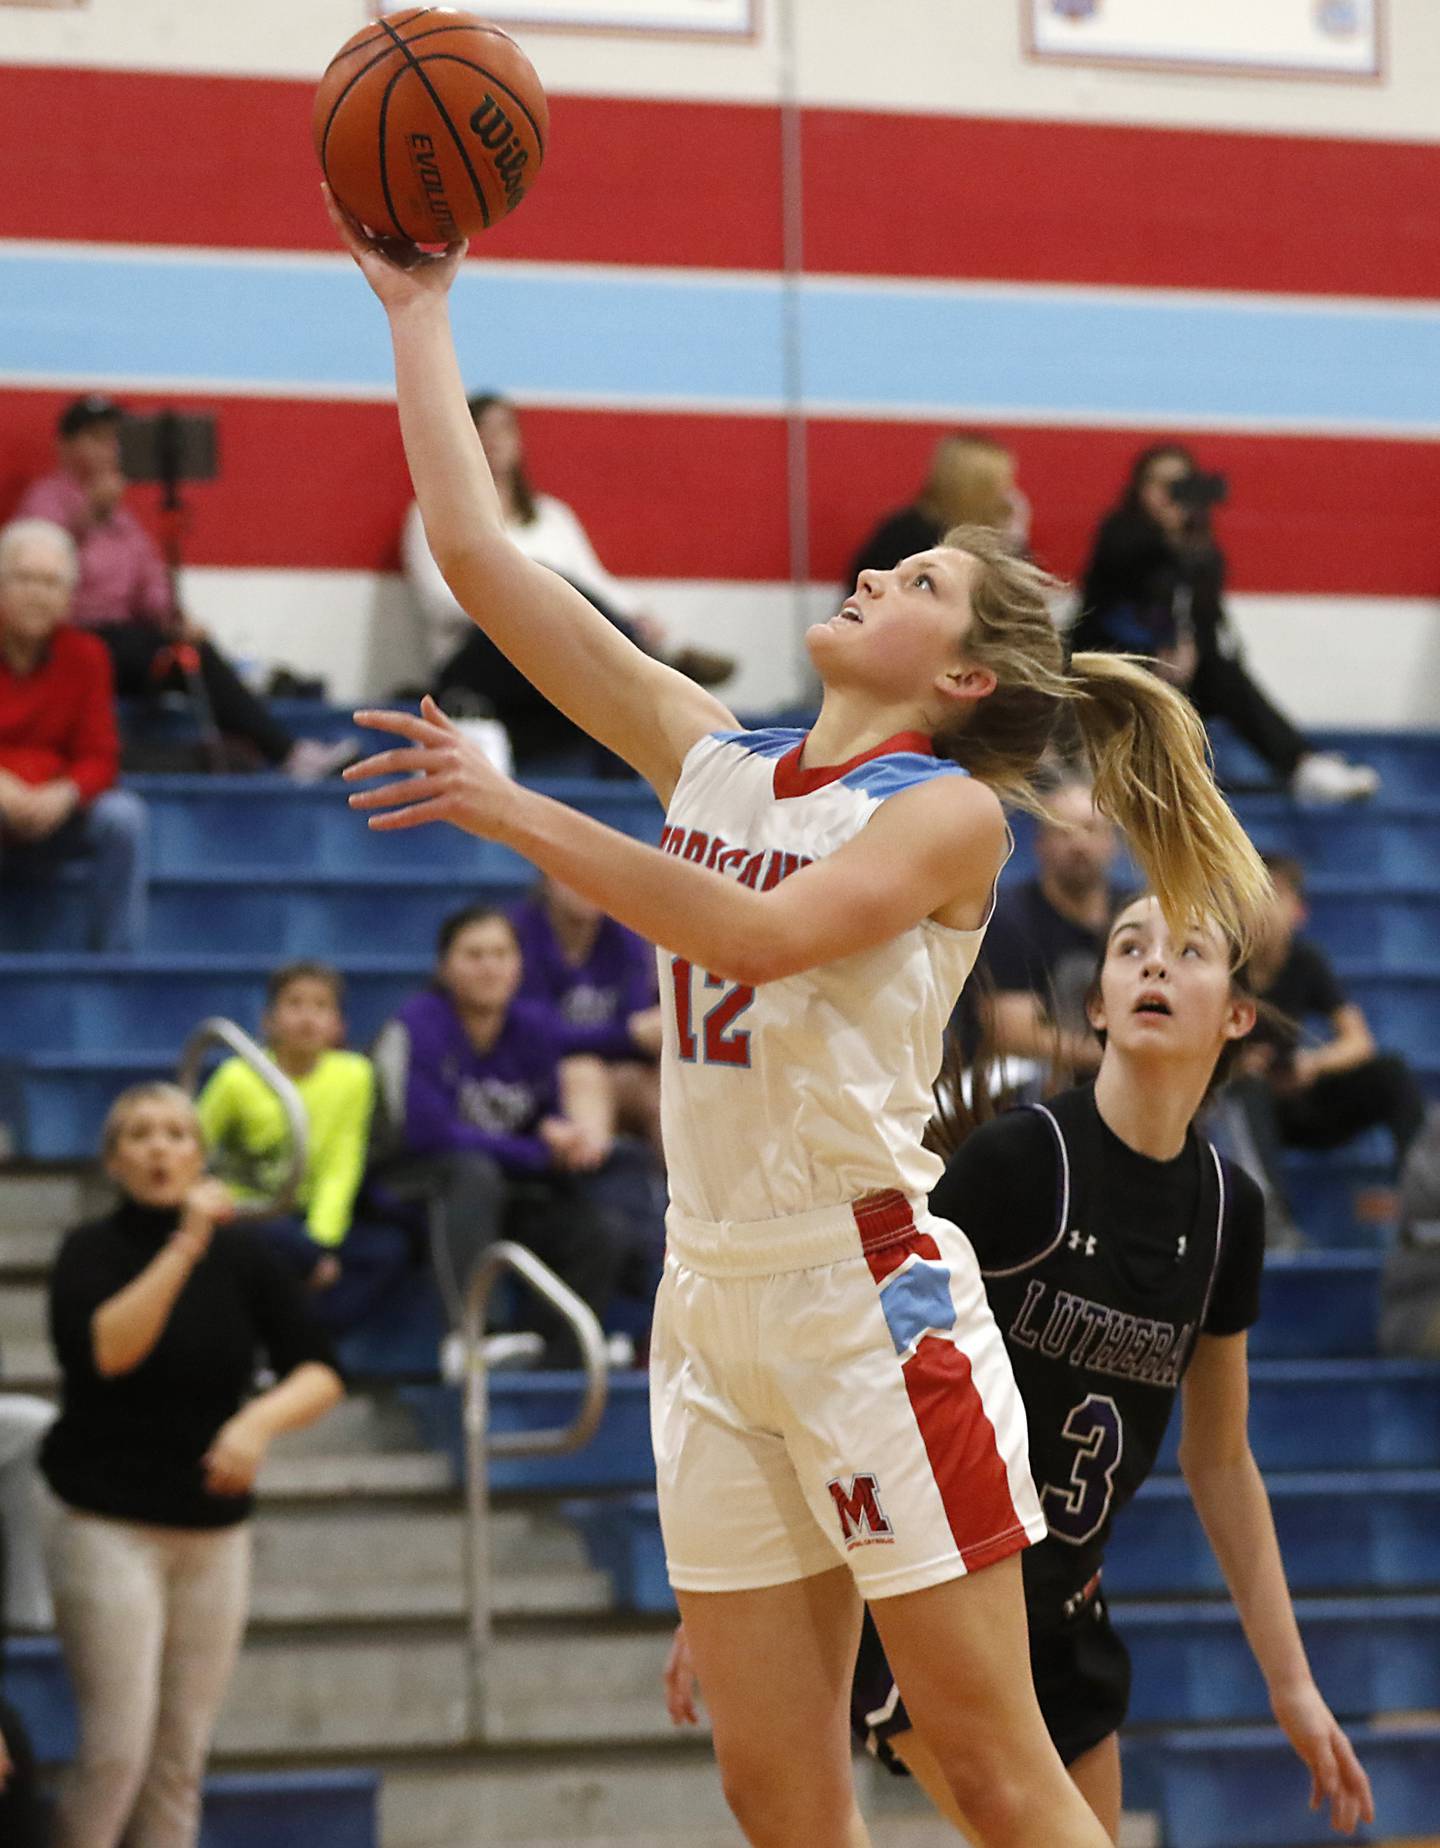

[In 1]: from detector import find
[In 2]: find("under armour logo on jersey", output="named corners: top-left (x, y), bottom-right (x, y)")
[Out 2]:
top-left (1177, 1235), bottom-right (1188, 1259)
top-left (827, 1473), bottom-right (894, 1547)
top-left (1068, 1229), bottom-right (1097, 1257)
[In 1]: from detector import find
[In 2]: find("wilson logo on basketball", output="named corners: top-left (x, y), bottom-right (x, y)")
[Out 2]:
top-left (827, 1474), bottom-right (895, 1547)
top-left (469, 95), bottom-right (530, 207)
top-left (405, 133), bottom-right (459, 241)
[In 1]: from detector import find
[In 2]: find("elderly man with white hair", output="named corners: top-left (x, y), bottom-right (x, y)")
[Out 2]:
top-left (0, 517), bottom-right (148, 952)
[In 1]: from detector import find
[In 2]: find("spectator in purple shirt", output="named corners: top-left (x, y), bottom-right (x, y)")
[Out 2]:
top-left (16, 396), bottom-right (348, 780)
top-left (511, 874), bottom-right (663, 1149)
top-left (370, 904), bottom-right (624, 1364)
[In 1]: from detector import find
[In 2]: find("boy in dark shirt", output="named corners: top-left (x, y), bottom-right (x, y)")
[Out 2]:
top-left (1239, 855), bottom-right (1426, 1180)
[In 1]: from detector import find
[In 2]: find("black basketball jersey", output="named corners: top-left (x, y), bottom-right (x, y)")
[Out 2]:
top-left (932, 1085), bottom-right (1265, 1619)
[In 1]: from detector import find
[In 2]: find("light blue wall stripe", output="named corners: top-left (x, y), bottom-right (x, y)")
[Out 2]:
top-left (3, 246), bottom-right (1440, 430)
top-left (0, 251), bottom-right (789, 402)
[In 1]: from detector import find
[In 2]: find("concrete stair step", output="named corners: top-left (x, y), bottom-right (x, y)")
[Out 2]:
top-left (260, 1452), bottom-right (455, 1498)
top-left (250, 1568), bottom-right (611, 1625)
top-left (0, 1224), bottom-right (64, 1271)
top-left (0, 1169), bottom-right (91, 1231)
top-left (214, 1624), bottom-right (678, 1756)
top-left (252, 1499), bottom-right (597, 1589)
top-left (373, 1745), bottom-right (1157, 1847)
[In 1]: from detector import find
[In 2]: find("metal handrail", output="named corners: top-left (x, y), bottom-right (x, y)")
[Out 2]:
top-left (460, 1240), bottom-right (609, 1737)
top-left (177, 1016), bottom-right (309, 1220)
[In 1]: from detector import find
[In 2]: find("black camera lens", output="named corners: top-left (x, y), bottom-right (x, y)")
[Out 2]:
top-left (1169, 470), bottom-right (1228, 509)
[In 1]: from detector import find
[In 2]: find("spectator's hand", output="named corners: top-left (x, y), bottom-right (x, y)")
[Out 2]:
top-left (10, 779), bottom-right (79, 843)
top-left (324, 184), bottom-right (466, 312)
top-left (347, 695), bottom-right (518, 842)
top-left (173, 1177), bottom-right (234, 1264)
top-left (1285, 1048), bottom-right (1323, 1091)
top-left (627, 1006), bottom-right (664, 1058)
top-left (540, 1117), bottom-right (610, 1172)
top-left (309, 1255), bottom-right (342, 1292)
top-left (202, 1407), bottom-right (269, 1497)
top-left (663, 1621), bottom-right (702, 1726)
top-left (1236, 1043), bottom-right (1277, 1080)
top-left (1156, 636), bottom-right (1199, 688)
top-left (1271, 1680), bottom-right (1374, 1835)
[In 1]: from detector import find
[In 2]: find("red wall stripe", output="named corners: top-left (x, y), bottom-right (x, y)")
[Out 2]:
top-left (0, 389), bottom-right (793, 579)
top-left (0, 66), bottom-right (785, 270)
top-left (809, 421), bottom-right (1440, 598)
top-left (801, 111), bottom-right (1440, 301)
top-left (4, 64), bottom-right (1440, 299)
top-left (3, 386), bottom-right (1438, 594)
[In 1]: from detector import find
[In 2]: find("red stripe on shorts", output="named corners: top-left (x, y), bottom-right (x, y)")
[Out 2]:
top-left (860, 1201), bottom-right (1028, 1571)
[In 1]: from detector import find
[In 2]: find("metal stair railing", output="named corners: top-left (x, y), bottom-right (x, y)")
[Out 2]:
top-left (178, 1016), bottom-right (308, 1219)
top-left (459, 1241), bottom-right (609, 1738)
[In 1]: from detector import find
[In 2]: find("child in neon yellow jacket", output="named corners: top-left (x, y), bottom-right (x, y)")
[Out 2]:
top-left (197, 961), bottom-right (407, 1329)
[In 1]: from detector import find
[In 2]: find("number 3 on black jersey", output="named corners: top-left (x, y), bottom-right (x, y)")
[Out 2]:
top-left (1042, 1393), bottom-right (1124, 1546)
top-left (671, 957), bottom-right (755, 1067)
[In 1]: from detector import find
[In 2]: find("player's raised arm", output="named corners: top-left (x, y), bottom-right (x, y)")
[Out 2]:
top-left (325, 190), bottom-right (735, 802)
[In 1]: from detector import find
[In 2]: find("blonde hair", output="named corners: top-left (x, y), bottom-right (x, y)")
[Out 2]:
top-left (919, 434), bottom-right (1015, 533)
top-left (935, 523), bottom-right (1272, 957)
top-left (101, 1082), bottom-right (201, 1157)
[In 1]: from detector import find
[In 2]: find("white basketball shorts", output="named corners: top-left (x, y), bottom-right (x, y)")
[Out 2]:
top-left (650, 1189), bottom-right (1045, 1599)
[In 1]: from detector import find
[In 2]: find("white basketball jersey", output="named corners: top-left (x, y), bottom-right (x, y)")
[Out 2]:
top-left (657, 727), bottom-right (997, 1227)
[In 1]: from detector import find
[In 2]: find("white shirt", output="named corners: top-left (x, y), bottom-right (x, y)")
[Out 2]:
top-left (657, 728), bottom-right (996, 1228)
top-left (402, 493), bottom-right (643, 674)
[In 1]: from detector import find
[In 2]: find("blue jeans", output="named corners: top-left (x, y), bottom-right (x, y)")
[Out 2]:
top-left (0, 787), bottom-right (150, 951)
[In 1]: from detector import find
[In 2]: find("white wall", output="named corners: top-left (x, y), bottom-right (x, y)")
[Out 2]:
top-left (6, 0), bottom-right (1440, 140)
top-left (180, 566), bottom-right (1440, 731)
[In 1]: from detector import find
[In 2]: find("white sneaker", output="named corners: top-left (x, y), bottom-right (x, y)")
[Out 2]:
top-left (1289, 752), bottom-right (1380, 803)
top-left (439, 1330), bottom-right (545, 1383)
top-left (284, 737), bottom-right (361, 782)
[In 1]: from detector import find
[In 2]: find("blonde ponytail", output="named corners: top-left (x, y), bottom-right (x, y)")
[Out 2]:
top-left (932, 523), bottom-right (1272, 958)
top-left (1067, 651), bottom-right (1272, 957)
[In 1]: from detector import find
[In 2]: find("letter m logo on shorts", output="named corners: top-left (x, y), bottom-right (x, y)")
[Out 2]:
top-left (827, 1473), bottom-right (893, 1545)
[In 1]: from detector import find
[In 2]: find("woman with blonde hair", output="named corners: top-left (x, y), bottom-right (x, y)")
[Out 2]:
top-left (329, 186), bottom-right (1268, 1848)
top-left (849, 431), bottom-right (1029, 583)
top-left (40, 1082), bottom-right (343, 1848)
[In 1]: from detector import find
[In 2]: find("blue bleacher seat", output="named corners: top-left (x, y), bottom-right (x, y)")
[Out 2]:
top-left (1144, 1720), bottom-right (1440, 1848)
top-left (1109, 1472), bottom-right (1440, 1597)
top-left (1121, 1594), bottom-right (1440, 1725)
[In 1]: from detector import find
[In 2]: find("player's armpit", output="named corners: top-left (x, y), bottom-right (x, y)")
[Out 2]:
top-left (735, 776), bottom-right (1008, 985)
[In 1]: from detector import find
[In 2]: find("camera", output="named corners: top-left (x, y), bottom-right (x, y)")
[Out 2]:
top-left (1168, 470), bottom-right (1227, 511)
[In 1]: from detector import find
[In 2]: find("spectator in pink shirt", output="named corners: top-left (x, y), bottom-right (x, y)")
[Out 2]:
top-left (17, 398), bottom-right (349, 780)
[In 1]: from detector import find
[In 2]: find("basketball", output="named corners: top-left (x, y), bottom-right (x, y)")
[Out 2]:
top-left (313, 7), bottom-right (548, 244)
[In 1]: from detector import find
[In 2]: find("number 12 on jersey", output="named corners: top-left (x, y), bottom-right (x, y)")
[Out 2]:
top-left (670, 957), bottom-right (754, 1067)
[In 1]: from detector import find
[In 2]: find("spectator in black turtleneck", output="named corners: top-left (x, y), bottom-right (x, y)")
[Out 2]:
top-left (39, 1081), bottom-right (344, 1848)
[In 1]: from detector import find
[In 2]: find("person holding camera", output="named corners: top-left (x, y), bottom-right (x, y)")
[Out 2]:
top-left (1070, 445), bottom-right (1378, 803)
top-left (17, 397), bottom-right (349, 780)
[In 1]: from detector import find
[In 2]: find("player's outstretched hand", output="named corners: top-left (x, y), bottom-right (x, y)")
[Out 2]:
top-left (323, 184), bottom-right (466, 309)
top-left (347, 696), bottom-right (518, 841)
top-left (1271, 1681), bottom-right (1374, 1834)
top-left (663, 1621), bottom-right (702, 1727)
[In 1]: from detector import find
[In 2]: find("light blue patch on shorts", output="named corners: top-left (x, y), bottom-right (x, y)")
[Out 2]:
top-left (878, 1260), bottom-right (957, 1356)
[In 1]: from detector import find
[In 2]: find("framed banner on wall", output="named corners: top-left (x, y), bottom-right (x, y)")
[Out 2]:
top-left (378, 0), bottom-right (756, 35)
top-left (1025, 0), bottom-right (1383, 79)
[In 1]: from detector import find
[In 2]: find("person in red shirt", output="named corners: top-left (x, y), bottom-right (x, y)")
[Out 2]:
top-left (17, 397), bottom-right (350, 780)
top-left (0, 518), bottom-right (148, 952)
